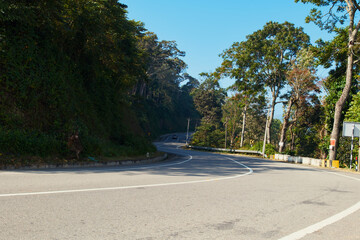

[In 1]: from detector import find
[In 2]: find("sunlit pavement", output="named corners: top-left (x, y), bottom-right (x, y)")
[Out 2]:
top-left (0, 133), bottom-right (359, 239)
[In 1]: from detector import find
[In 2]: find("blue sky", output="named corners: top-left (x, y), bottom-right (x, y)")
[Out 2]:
top-left (121, 0), bottom-right (333, 118)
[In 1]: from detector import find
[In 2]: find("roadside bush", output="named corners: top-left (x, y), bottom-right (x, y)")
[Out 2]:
top-left (191, 124), bottom-right (224, 148)
top-left (0, 128), bottom-right (64, 157)
top-left (265, 144), bottom-right (277, 156)
top-left (250, 141), bottom-right (263, 152)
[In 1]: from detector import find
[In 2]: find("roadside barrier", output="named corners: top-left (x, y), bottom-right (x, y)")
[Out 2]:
top-left (188, 145), bottom-right (262, 155)
top-left (275, 154), bottom-right (339, 168)
top-left (188, 147), bottom-right (341, 169)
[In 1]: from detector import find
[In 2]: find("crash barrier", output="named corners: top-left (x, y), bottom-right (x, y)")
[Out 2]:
top-left (187, 146), bottom-right (339, 168)
top-left (188, 145), bottom-right (262, 155)
top-left (274, 154), bottom-right (339, 168)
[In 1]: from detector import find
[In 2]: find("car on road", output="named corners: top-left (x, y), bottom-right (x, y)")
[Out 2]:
top-left (172, 134), bottom-right (178, 139)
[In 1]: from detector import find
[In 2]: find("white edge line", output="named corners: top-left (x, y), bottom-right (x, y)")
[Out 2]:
top-left (279, 201), bottom-right (360, 240)
top-left (127, 154), bottom-right (192, 169)
top-left (0, 156), bottom-right (252, 198)
top-left (322, 170), bottom-right (360, 182)
top-left (278, 167), bottom-right (360, 240)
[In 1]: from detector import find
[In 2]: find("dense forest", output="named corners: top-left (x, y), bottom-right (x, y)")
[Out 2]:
top-left (0, 1), bottom-right (198, 166)
top-left (190, 2), bottom-right (360, 168)
top-left (1, 1), bottom-right (360, 169)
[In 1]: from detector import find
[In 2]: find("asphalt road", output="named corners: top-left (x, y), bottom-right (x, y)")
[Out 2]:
top-left (0, 133), bottom-right (359, 240)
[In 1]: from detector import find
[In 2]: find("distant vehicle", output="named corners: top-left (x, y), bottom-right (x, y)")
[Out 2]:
top-left (172, 135), bottom-right (178, 139)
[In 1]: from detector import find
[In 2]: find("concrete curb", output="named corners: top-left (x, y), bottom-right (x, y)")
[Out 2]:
top-left (1, 154), bottom-right (168, 170)
top-left (274, 153), bottom-right (359, 173)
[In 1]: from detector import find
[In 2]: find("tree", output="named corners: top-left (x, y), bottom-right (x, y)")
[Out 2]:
top-left (220, 21), bottom-right (310, 144)
top-left (191, 73), bottom-right (226, 126)
top-left (222, 95), bottom-right (242, 149)
top-left (190, 73), bottom-right (227, 147)
top-left (279, 48), bottom-right (320, 152)
top-left (130, 32), bottom-right (199, 136)
top-left (0, 0), bottom-right (195, 161)
top-left (217, 48), bottom-right (267, 148)
top-left (295, 0), bottom-right (360, 160)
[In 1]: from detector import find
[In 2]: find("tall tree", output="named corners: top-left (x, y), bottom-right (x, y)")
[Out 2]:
top-left (218, 49), bottom-right (266, 148)
top-left (220, 21), bottom-right (310, 144)
top-left (222, 95), bottom-right (242, 149)
top-left (190, 73), bottom-right (227, 147)
top-left (295, 0), bottom-right (360, 160)
top-left (191, 73), bottom-right (226, 126)
top-left (131, 32), bottom-right (198, 136)
top-left (279, 48), bottom-right (320, 152)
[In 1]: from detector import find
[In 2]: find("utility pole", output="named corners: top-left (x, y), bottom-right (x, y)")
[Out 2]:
top-left (186, 118), bottom-right (190, 145)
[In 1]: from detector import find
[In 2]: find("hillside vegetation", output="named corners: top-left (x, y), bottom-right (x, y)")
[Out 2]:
top-left (0, 1), bottom-right (198, 166)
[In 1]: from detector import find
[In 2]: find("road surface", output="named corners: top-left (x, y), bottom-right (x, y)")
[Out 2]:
top-left (0, 133), bottom-right (359, 239)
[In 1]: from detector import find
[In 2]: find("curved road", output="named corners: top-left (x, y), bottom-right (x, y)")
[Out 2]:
top-left (0, 134), bottom-right (359, 239)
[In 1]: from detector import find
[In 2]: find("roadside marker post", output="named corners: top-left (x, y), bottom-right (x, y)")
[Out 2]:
top-left (342, 122), bottom-right (360, 171)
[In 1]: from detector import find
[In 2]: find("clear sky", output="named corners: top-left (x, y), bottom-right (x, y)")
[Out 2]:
top-left (121, 0), bottom-right (333, 119)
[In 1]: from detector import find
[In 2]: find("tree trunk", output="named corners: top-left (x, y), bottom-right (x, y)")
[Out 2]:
top-left (240, 105), bottom-right (247, 148)
top-left (266, 98), bottom-right (276, 144)
top-left (279, 98), bottom-right (293, 153)
top-left (329, 23), bottom-right (356, 160)
top-left (225, 122), bottom-right (227, 149)
top-left (290, 124), bottom-right (295, 151)
top-left (329, 53), bottom-right (353, 160)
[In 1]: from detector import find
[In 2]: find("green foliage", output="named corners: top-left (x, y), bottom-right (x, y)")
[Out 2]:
top-left (249, 142), bottom-right (276, 156)
top-left (220, 21), bottom-right (310, 143)
top-left (345, 92), bottom-right (360, 122)
top-left (81, 135), bottom-right (156, 158)
top-left (191, 73), bottom-right (226, 126)
top-left (250, 141), bottom-right (263, 152)
top-left (336, 137), bottom-right (359, 168)
top-left (265, 144), bottom-right (277, 156)
top-left (297, 0), bottom-right (360, 161)
top-left (0, 0), bottom-right (195, 164)
top-left (131, 32), bottom-right (199, 137)
top-left (286, 99), bottom-right (324, 158)
top-left (0, 128), bottom-right (63, 157)
top-left (190, 73), bottom-right (227, 148)
top-left (191, 124), bottom-right (224, 148)
top-left (270, 119), bottom-right (281, 146)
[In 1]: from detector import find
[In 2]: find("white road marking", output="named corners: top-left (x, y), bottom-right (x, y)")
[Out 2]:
top-left (0, 155), bottom-right (252, 197)
top-left (323, 170), bottom-right (360, 182)
top-left (279, 169), bottom-right (360, 240)
top-left (279, 201), bottom-right (360, 240)
top-left (121, 154), bottom-right (192, 170)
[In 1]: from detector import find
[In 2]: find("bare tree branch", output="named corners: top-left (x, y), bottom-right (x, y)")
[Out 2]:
top-left (353, 0), bottom-right (360, 12)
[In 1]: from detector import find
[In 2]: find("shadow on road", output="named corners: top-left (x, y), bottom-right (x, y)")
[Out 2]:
top-left (3, 146), bottom-right (320, 178)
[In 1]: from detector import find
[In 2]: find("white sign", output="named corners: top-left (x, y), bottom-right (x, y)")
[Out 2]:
top-left (342, 122), bottom-right (360, 137)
